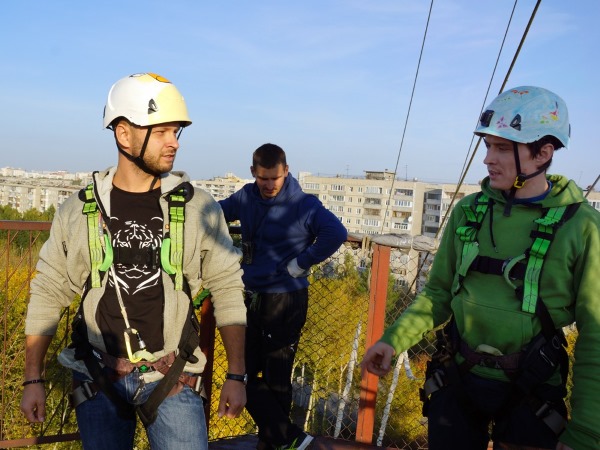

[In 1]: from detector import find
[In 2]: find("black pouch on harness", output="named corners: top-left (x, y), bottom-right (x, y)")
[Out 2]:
top-left (420, 321), bottom-right (459, 417)
top-left (515, 331), bottom-right (567, 397)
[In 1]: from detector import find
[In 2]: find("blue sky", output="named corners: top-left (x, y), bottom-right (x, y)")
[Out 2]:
top-left (2, 1), bottom-right (598, 187)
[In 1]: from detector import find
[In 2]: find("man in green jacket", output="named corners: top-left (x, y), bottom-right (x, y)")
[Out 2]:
top-left (362, 86), bottom-right (600, 450)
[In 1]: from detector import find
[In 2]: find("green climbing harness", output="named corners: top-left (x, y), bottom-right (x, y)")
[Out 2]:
top-left (81, 181), bottom-right (192, 291)
top-left (454, 192), bottom-right (579, 314)
top-left (75, 180), bottom-right (206, 426)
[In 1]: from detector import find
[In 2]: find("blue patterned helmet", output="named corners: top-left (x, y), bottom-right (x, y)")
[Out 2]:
top-left (474, 86), bottom-right (570, 148)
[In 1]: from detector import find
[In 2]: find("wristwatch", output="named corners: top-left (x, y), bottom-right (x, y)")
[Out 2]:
top-left (225, 373), bottom-right (248, 385)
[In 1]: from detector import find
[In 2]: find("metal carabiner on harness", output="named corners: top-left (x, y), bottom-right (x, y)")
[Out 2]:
top-left (123, 327), bottom-right (158, 364)
top-left (502, 253), bottom-right (527, 289)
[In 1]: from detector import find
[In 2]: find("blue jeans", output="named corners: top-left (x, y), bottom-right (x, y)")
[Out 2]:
top-left (74, 370), bottom-right (207, 450)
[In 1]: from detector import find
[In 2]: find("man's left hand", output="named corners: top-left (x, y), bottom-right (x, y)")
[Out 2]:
top-left (287, 258), bottom-right (310, 278)
top-left (217, 379), bottom-right (247, 418)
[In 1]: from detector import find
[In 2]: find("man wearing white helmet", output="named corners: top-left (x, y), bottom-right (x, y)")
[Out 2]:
top-left (20, 73), bottom-right (247, 449)
top-left (362, 86), bottom-right (600, 449)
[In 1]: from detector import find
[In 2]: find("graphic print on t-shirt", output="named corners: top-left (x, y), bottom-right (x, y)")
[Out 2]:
top-left (97, 187), bottom-right (165, 356)
top-left (110, 216), bottom-right (163, 295)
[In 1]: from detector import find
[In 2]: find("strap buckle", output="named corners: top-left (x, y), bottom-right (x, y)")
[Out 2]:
top-left (70, 381), bottom-right (97, 408)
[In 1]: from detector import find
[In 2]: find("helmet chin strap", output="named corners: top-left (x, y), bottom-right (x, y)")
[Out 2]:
top-left (503, 141), bottom-right (546, 217)
top-left (116, 127), bottom-right (162, 187)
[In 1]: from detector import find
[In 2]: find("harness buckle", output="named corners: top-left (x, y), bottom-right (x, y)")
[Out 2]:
top-left (194, 375), bottom-right (203, 393)
top-left (538, 346), bottom-right (556, 368)
top-left (70, 381), bottom-right (98, 408)
top-left (534, 400), bottom-right (567, 435)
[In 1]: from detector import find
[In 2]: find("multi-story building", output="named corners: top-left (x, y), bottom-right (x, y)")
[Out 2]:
top-left (191, 173), bottom-right (252, 200)
top-left (0, 168), bottom-right (92, 213)
top-left (298, 171), bottom-right (482, 238)
top-left (1, 167), bottom-right (599, 240)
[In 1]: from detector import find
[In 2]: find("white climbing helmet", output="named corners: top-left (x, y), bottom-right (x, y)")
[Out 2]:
top-left (103, 73), bottom-right (192, 129)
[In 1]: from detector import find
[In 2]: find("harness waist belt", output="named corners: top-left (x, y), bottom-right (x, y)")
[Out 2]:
top-left (70, 373), bottom-right (203, 409)
top-left (92, 348), bottom-right (177, 377)
top-left (459, 340), bottom-right (521, 371)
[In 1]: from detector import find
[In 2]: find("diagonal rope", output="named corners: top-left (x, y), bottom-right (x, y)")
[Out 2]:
top-left (584, 174), bottom-right (600, 198)
top-left (379, 0), bottom-right (435, 234)
top-left (398, 0), bottom-right (543, 312)
top-left (438, 0), bottom-right (542, 239)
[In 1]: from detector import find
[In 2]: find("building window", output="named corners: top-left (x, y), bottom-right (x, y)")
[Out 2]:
top-left (395, 188), bottom-right (414, 196)
top-left (364, 219), bottom-right (380, 227)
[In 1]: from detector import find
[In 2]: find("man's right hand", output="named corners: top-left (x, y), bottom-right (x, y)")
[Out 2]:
top-left (360, 341), bottom-right (396, 377)
top-left (20, 383), bottom-right (47, 423)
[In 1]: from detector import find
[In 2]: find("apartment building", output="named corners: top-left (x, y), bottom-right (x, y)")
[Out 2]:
top-left (0, 168), bottom-right (92, 213)
top-left (298, 171), bottom-right (484, 238)
top-left (1, 167), bottom-right (599, 240)
top-left (191, 173), bottom-right (252, 200)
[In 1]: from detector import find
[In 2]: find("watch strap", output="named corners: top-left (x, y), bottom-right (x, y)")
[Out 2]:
top-left (225, 373), bottom-right (247, 384)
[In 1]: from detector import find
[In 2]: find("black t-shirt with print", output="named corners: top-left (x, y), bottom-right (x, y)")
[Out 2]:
top-left (96, 186), bottom-right (165, 358)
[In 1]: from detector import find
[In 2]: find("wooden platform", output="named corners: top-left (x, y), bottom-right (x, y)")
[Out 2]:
top-left (208, 434), bottom-right (398, 450)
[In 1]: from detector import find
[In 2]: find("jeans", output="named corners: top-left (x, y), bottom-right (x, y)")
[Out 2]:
top-left (244, 289), bottom-right (309, 450)
top-left (74, 370), bottom-right (207, 450)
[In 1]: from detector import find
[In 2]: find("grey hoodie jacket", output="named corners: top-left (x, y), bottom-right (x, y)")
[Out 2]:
top-left (25, 167), bottom-right (246, 380)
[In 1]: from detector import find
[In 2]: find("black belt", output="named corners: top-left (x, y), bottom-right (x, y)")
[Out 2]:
top-left (469, 255), bottom-right (526, 280)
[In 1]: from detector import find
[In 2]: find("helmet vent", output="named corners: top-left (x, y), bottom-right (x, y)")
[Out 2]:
top-left (148, 99), bottom-right (158, 114)
top-left (480, 110), bottom-right (494, 127)
top-left (510, 114), bottom-right (521, 131)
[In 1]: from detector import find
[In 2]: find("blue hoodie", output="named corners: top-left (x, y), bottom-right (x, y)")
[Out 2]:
top-left (219, 174), bottom-right (347, 293)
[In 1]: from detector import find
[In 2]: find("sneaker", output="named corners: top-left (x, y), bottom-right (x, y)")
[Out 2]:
top-left (279, 433), bottom-right (314, 450)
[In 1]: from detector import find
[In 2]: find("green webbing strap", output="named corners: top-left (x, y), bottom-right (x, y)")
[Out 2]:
top-left (454, 194), bottom-right (489, 293)
top-left (168, 191), bottom-right (186, 291)
top-left (521, 206), bottom-right (567, 313)
top-left (82, 184), bottom-right (103, 288)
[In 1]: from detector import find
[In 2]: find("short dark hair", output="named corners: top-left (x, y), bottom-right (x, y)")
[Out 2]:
top-left (252, 143), bottom-right (287, 169)
top-left (526, 135), bottom-right (564, 171)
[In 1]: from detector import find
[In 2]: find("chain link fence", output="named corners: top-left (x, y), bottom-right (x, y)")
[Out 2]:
top-left (0, 223), bottom-right (80, 448)
top-left (207, 233), bottom-right (438, 449)
top-left (5, 223), bottom-right (574, 449)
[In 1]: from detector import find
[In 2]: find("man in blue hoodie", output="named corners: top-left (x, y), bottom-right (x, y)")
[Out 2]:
top-left (219, 143), bottom-right (347, 450)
